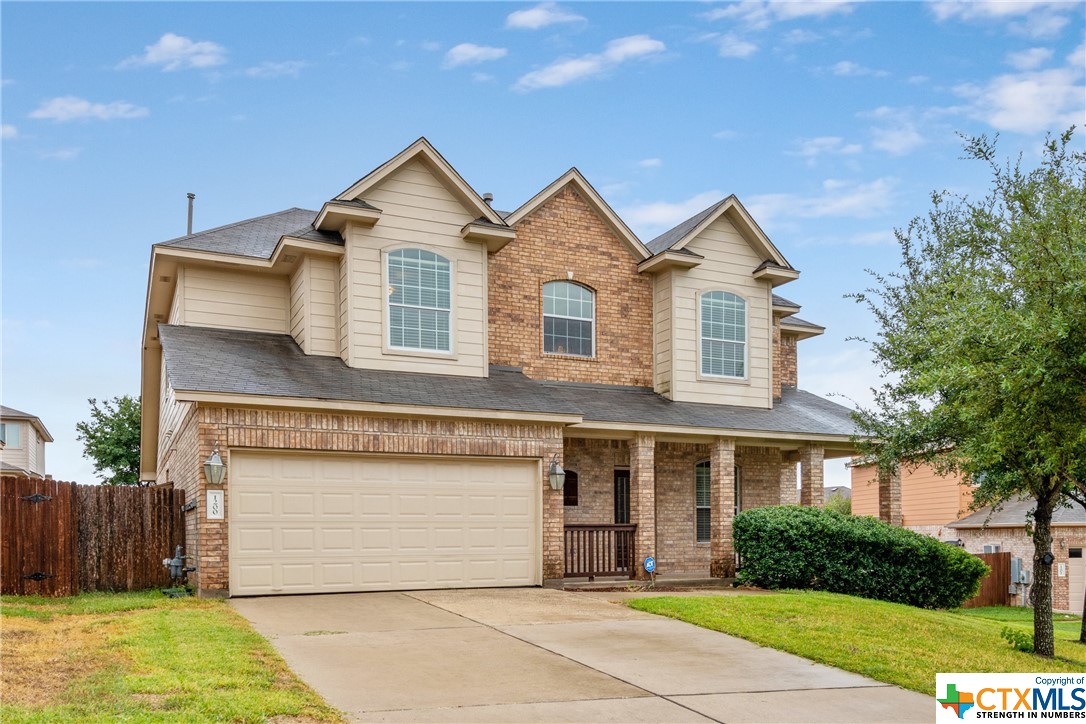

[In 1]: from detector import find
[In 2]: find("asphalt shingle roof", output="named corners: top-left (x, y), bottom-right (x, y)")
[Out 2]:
top-left (950, 497), bottom-right (1086, 528)
top-left (158, 325), bottom-right (859, 438)
top-left (772, 294), bottom-right (801, 309)
top-left (646, 199), bottom-right (727, 255)
top-left (158, 208), bottom-right (341, 259)
top-left (781, 316), bottom-right (824, 331)
top-left (0, 405), bottom-right (36, 419)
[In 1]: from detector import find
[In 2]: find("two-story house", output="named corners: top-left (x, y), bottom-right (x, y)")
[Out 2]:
top-left (140, 138), bottom-right (857, 598)
top-left (0, 405), bottom-right (53, 478)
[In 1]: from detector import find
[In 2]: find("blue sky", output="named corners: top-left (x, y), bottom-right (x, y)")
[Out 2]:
top-left (3, 1), bottom-right (1084, 486)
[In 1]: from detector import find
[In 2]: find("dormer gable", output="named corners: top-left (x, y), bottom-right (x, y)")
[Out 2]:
top-left (504, 168), bottom-right (650, 262)
top-left (641, 196), bottom-right (799, 285)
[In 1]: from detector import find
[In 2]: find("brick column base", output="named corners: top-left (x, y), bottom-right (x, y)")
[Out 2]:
top-left (710, 437), bottom-right (737, 578)
top-left (631, 433), bottom-right (656, 580)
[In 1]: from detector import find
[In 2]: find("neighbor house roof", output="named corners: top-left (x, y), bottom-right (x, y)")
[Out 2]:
top-left (949, 497), bottom-right (1086, 529)
top-left (781, 316), bottom-right (824, 331)
top-left (0, 461), bottom-right (41, 478)
top-left (0, 405), bottom-right (54, 442)
top-left (157, 208), bottom-right (341, 259)
top-left (772, 294), bottom-right (801, 309)
top-left (158, 324), bottom-right (858, 440)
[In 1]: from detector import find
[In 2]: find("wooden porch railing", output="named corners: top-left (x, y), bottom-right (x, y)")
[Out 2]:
top-left (564, 524), bottom-right (637, 580)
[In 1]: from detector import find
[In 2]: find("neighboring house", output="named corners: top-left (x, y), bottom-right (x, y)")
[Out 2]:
top-left (824, 485), bottom-right (851, 501)
top-left (140, 138), bottom-right (857, 598)
top-left (0, 405), bottom-right (53, 478)
top-left (851, 462), bottom-right (974, 540)
top-left (949, 500), bottom-right (1086, 613)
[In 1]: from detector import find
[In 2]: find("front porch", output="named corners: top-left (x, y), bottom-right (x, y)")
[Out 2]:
top-left (558, 435), bottom-right (843, 581)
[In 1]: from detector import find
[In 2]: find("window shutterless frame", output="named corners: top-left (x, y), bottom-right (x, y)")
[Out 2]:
top-left (697, 289), bottom-right (749, 381)
top-left (381, 246), bottom-right (457, 358)
top-left (542, 280), bottom-right (596, 358)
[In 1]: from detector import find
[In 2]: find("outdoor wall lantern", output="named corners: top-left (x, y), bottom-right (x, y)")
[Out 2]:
top-left (548, 453), bottom-right (566, 491)
top-left (203, 448), bottom-right (227, 486)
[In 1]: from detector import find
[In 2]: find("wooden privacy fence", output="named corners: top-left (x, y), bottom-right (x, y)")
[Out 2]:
top-left (961, 551), bottom-right (1012, 608)
top-left (1, 475), bottom-right (185, 596)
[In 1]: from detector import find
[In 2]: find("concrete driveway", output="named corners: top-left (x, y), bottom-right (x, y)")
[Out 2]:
top-left (231, 588), bottom-right (931, 723)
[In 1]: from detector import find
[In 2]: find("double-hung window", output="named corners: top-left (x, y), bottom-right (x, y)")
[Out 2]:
top-left (387, 249), bottom-right (451, 353)
top-left (701, 291), bottom-right (746, 378)
top-left (543, 281), bottom-right (594, 357)
top-left (695, 461), bottom-right (711, 543)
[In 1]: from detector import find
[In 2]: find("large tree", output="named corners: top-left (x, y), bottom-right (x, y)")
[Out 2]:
top-left (75, 395), bottom-right (143, 486)
top-left (850, 129), bottom-right (1086, 657)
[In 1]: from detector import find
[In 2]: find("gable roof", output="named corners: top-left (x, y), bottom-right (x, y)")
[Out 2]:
top-left (646, 195), bottom-right (792, 270)
top-left (334, 137), bottom-right (506, 226)
top-left (158, 208), bottom-right (340, 260)
top-left (503, 168), bottom-right (650, 260)
top-left (0, 405), bottom-right (54, 442)
top-left (949, 497), bottom-right (1086, 529)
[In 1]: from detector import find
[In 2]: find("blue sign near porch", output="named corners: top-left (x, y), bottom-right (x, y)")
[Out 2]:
top-left (644, 556), bottom-right (656, 573)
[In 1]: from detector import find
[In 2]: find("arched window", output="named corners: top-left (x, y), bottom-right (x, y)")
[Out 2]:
top-left (387, 249), bottom-right (451, 352)
top-left (563, 470), bottom-right (579, 507)
top-left (700, 291), bottom-right (746, 378)
top-left (543, 281), bottom-right (594, 357)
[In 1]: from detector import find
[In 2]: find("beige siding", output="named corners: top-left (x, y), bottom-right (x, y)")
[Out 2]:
top-left (653, 269), bottom-right (673, 395)
top-left (289, 258), bottom-right (308, 351)
top-left (181, 266), bottom-right (289, 333)
top-left (158, 357), bottom-right (193, 470)
top-left (308, 257), bottom-right (339, 356)
top-left (0, 421), bottom-right (30, 474)
top-left (851, 464), bottom-right (879, 517)
top-left (669, 216), bottom-right (773, 407)
top-left (338, 256), bottom-right (350, 363)
top-left (168, 270), bottom-right (185, 324)
top-left (343, 159), bottom-right (487, 376)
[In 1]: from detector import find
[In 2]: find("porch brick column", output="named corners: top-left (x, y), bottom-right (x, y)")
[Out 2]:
top-left (799, 444), bottom-right (824, 508)
top-left (630, 433), bottom-right (656, 580)
top-left (878, 467), bottom-right (902, 526)
top-left (779, 452), bottom-right (798, 505)
top-left (542, 441), bottom-right (566, 586)
top-left (710, 437), bottom-right (736, 578)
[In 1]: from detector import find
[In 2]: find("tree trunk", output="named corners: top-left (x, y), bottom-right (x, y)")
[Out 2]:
top-left (1031, 487), bottom-right (1058, 658)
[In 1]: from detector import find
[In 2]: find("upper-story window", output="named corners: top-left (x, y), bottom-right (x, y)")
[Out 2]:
top-left (387, 249), bottom-right (451, 353)
top-left (0, 423), bottom-right (20, 448)
top-left (701, 291), bottom-right (746, 378)
top-left (543, 281), bottom-right (594, 357)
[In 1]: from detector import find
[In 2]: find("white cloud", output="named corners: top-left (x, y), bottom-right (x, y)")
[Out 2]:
top-left (718, 34), bottom-right (759, 58)
top-left (703, 1), bottom-right (854, 29)
top-left (1067, 43), bottom-right (1085, 69)
top-left (1006, 47), bottom-right (1054, 70)
top-left (782, 29), bottom-right (821, 44)
top-left (443, 43), bottom-right (508, 69)
top-left (637, 158), bottom-right (662, 168)
top-left (40, 148), bottom-right (81, 161)
top-left (619, 190), bottom-right (723, 235)
top-left (955, 66), bottom-right (1085, 134)
top-left (712, 129), bottom-right (739, 140)
top-left (928, 1), bottom-right (1075, 38)
top-left (514, 35), bottom-right (665, 91)
top-left (244, 61), bottom-right (307, 79)
top-left (791, 136), bottom-right (863, 162)
top-left (506, 2), bottom-right (585, 30)
top-left (746, 177), bottom-right (898, 225)
top-left (118, 33), bottom-right (227, 71)
top-left (472, 72), bottom-right (495, 83)
top-left (29, 96), bottom-right (149, 122)
top-left (859, 106), bottom-right (927, 156)
top-left (1, 124), bottom-right (16, 139)
top-left (831, 60), bottom-right (888, 77)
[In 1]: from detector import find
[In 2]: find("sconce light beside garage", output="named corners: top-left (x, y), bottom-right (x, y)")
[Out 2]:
top-left (548, 453), bottom-right (566, 491)
top-left (203, 448), bottom-right (227, 486)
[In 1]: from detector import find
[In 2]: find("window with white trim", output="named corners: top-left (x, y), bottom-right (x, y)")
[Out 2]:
top-left (701, 291), bottom-right (746, 378)
top-left (387, 249), bottom-right (451, 352)
top-left (543, 281), bottom-right (594, 357)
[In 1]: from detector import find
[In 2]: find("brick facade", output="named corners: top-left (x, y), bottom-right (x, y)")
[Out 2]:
top-left (780, 332), bottom-right (798, 389)
top-left (161, 406), bottom-right (564, 595)
top-left (488, 185), bottom-right (654, 387)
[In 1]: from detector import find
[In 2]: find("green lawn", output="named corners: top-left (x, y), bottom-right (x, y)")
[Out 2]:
top-left (628, 592), bottom-right (1086, 695)
top-left (1, 591), bottom-right (343, 722)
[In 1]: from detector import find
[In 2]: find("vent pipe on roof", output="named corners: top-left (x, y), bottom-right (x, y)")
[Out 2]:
top-left (482, 193), bottom-right (494, 206)
top-left (186, 193), bottom-right (196, 235)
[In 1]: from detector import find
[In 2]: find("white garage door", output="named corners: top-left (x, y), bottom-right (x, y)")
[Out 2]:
top-left (228, 452), bottom-right (540, 596)
top-left (1069, 548), bottom-right (1084, 615)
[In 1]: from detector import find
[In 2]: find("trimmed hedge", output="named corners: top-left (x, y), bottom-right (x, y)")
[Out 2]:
top-left (733, 506), bottom-right (988, 609)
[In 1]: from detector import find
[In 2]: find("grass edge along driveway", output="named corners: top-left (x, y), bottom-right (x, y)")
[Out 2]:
top-left (1, 591), bottom-right (342, 723)
top-left (628, 591), bottom-right (1086, 695)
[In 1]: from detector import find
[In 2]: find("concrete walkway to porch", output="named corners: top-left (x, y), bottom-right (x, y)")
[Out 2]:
top-left (232, 587), bottom-right (931, 723)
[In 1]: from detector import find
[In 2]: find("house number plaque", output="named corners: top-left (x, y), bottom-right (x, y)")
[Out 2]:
top-left (207, 489), bottom-right (224, 520)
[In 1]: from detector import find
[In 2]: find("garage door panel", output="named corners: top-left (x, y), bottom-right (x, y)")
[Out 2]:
top-left (229, 453), bottom-right (540, 596)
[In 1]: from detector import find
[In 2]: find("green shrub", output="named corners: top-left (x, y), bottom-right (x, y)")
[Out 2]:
top-left (825, 493), bottom-right (852, 516)
top-left (1001, 626), bottom-right (1034, 653)
top-left (733, 506), bottom-right (988, 609)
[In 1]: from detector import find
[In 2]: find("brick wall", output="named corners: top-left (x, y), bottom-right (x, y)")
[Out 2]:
top-left (489, 185), bottom-right (654, 386)
top-left (562, 438), bottom-right (628, 525)
top-left (166, 407), bottom-right (564, 595)
top-left (780, 332), bottom-right (798, 389)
